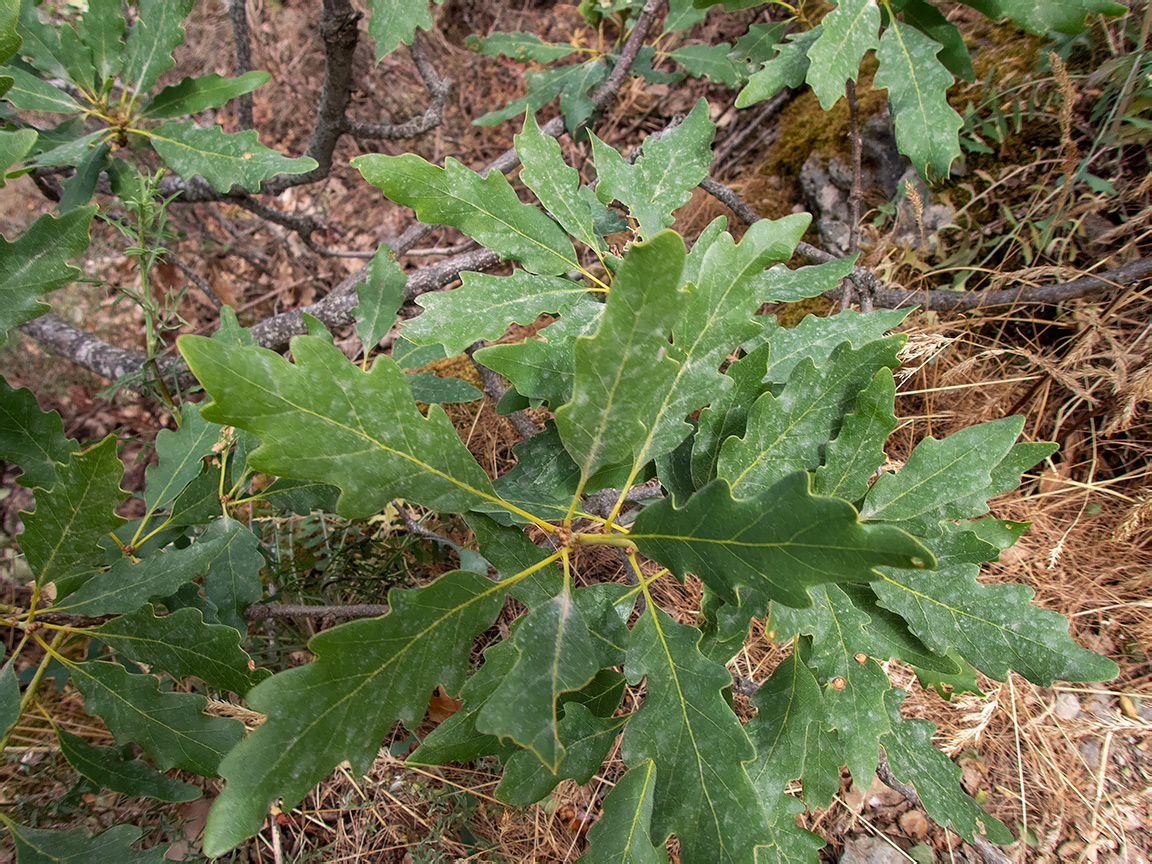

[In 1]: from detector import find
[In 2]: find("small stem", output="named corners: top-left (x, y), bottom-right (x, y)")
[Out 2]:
top-left (574, 533), bottom-right (638, 553)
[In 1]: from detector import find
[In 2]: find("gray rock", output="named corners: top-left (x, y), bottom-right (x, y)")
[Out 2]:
top-left (840, 836), bottom-right (908, 864)
top-left (1080, 738), bottom-right (1102, 769)
top-left (1083, 692), bottom-right (1115, 718)
top-left (1055, 692), bottom-right (1081, 720)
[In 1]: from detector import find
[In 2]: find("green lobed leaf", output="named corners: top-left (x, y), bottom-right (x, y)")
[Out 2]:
top-left (30, 128), bottom-right (106, 170)
top-left (806, 0), bottom-right (881, 109)
top-left (14, 2), bottom-right (68, 79)
top-left (813, 367), bottom-right (898, 502)
top-left (167, 467), bottom-right (223, 526)
top-left (392, 334), bottom-right (446, 369)
top-left (486, 422), bottom-right (633, 525)
top-left (64, 659), bottom-right (244, 776)
top-left (51, 515), bottom-right (260, 619)
top-left (861, 416), bottom-right (1024, 522)
top-left (478, 583), bottom-right (628, 770)
top-left (76, 0), bottom-right (125, 84)
top-left (199, 515), bottom-right (266, 632)
top-left (669, 43), bottom-right (742, 86)
top-left (517, 111), bottom-right (607, 254)
top-left (253, 476), bottom-right (339, 516)
top-left (690, 341), bottom-right (770, 489)
top-left (57, 139), bottom-right (108, 211)
top-left (880, 688), bottom-right (1014, 844)
top-left (1, 646), bottom-right (18, 744)
top-left (55, 726), bottom-right (202, 802)
top-left (496, 701), bottom-right (628, 805)
top-left (354, 151), bottom-right (577, 275)
top-left (914, 647), bottom-right (983, 701)
top-left (746, 646), bottom-right (842, 810)
top-left (696, 582), bottom-right (766, 663)
top-left (770, 586), bottom-right (893, 785)
top-left (628, 215), bottom-right (811, 484)
top-left (630, 472), bottom-right (934, 609)
top-left (591, 98), bottom-right (715, 239)
top-left (122, 0), bottom-right (193, 96)
top-left (201, 569), bottom-right (507, 856)
top-left (631, 44), bottom-right (686, 85)
top-left (56, 24), bottom-right (95, 93)
top-left (143, 70), bottom-right (271, 118)
top-left (466, 31), bottom-right (578, 63)
top-left (353, 243), bottom-right (406, 355)
top-left (582, 760), bottom-right (668, 864)
top-left (475, 59), bottom-right (608, 131)
top-left (757, 255), bottom-right (856, 303)
top-left (731, 22), bottom-right (788, 66)
top-left (150, 121), bottom-right (318, 193)
top-left (654, 426), bottom-right (696, 507)
top-left (735, 27), bottom-right (821, 109)
top-left (179, 333), bottom-right (506, 520)
top-left (0, 127), bottom-right (36, 183)
top-left (874, 19), bottom-right (963, 179)
top-left (621, 605), bottom-right (773, 863)
top-left (19, 435), bottom-right (124, 589)
top-left (942, 440), bottom-right (1058, 520)
top-left (366, 0), bottom-right (442, 60)
top-left (555, 231), bottom-right (687, 482)
top-left (475, 296), bottom-right (603, 408)
top-left (467, 513), bottom-right (563, 607)
top-left (1, 819), bottom-right (168, 864)
top-left (405, 371), bottom-right (482, 403)
top-left (901, 0), bottom-right (975, 82)
top-left (407, 633), bottom-right (522, 766)
top-left (92, 605), bottom-right (262, 695)
top-left (302, 311), bottom-right (334, 342)
top-left (0, 0), bottom-right (18, 67)
top-left (476, 589), bottom-right (603, 769)
top-left (0, 378), bottom-right (78, 489)
top-left (142, 401), bottom-right (220, 520)
top-left (874, 529), bottom-right (1119, 684)
top-left (959, 0), bottom-right (1125, 36)
top-left (837, 583), bottom-right (960, 673)
top-left (665, 0), bottom-right (708, 33)
top-left (757, 796), bottom-right (828, 864)
top-left (744, 308), bottom-right (910, 380)
top-left (718, 338), bottom-right (904, 500)
top-left (404, 270), bottom-right (589, 357)
top-left (0, 64), bottom-right (82, 112)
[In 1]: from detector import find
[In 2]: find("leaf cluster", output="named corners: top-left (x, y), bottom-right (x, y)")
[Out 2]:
top-left (0, 1), bottom-right (1123, 861)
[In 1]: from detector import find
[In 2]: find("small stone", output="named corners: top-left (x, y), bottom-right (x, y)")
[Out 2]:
top-left (840, 836), bottom-right (908, 864)
top-left (899, 810), bottom-right (930, 842)
top-left (1080, 739), bottom-right (1102, 769)
top-left (1055, 692), bottom-right (1082, 720)
top-left (1083, 692), bottom-right (1115, 718)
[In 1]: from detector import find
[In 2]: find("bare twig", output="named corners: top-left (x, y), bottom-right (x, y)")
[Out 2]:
top-left (230, 0), bottom-right (255, 130)
top-left (396, 503), bottom-right (457, 548)
top-left (695, 174), bottom-right (1152, 311)
top-left (465, 342), bottom-right (540, 439)
top-left (346, 32), bottom-right (451, 141)
top-left (843, 78), bottom-right (868, 312)
top-left (244, 602), bottom-right (390, 620)
top-left (261, 0), bottom-right (360, 195)
top-left (712, 91), bottom-right (788, 176)
top-left (166, 255), bottom-right (222, 309)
